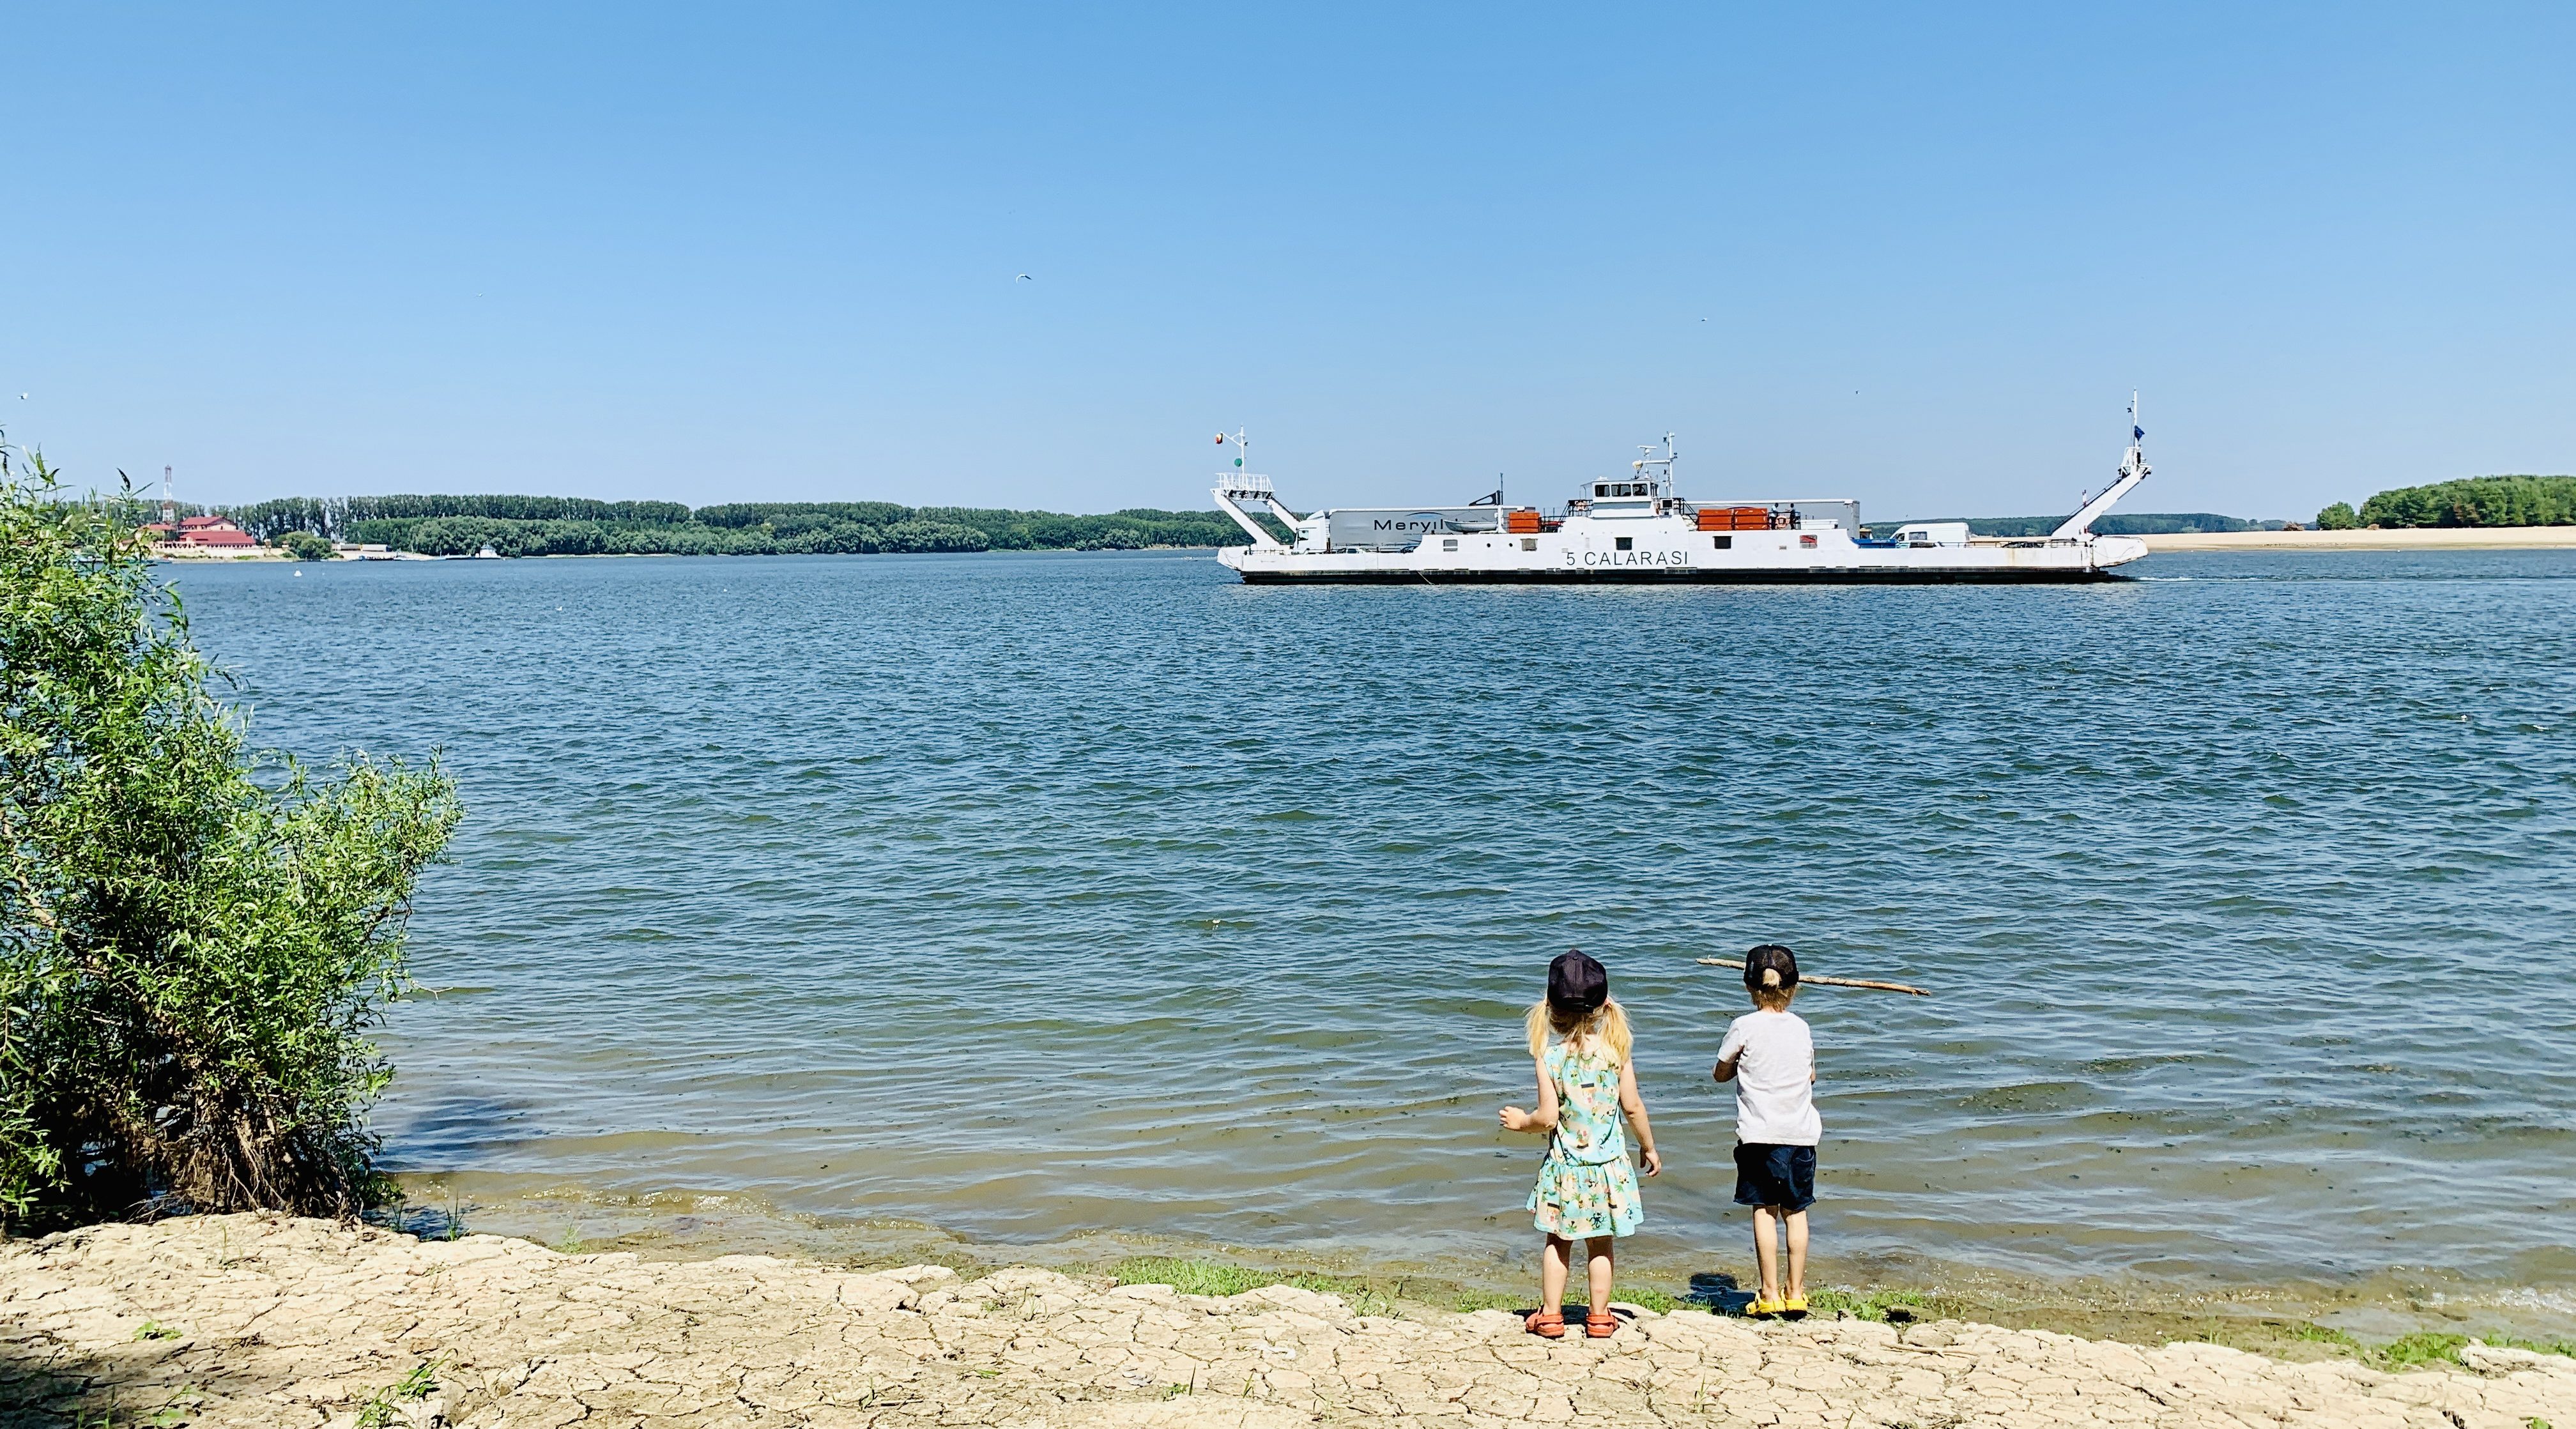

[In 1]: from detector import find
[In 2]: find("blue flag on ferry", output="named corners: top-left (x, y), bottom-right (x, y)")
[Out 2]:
top-left (2133, 425), bottom-right (2145, 440)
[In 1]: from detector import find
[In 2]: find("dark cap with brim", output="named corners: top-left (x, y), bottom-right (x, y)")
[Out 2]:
top-left (1744, 944), bottom-right (1800, 992)
top-left (1549, 949), bottom-right (1609, 1016)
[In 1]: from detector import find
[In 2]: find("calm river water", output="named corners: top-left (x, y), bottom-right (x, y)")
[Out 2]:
top-left (173, 550), bottom-right (2576, 1297)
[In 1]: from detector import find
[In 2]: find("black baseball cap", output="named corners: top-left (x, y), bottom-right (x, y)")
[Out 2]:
top-left (1549, 949), bottom-right (1609, 1016)
top-left (1744, 944), bottom-right (1800, 992)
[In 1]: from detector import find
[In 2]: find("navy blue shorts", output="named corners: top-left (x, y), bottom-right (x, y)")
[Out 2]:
top-left (1732, 1143), bottom-right (1817, 1211)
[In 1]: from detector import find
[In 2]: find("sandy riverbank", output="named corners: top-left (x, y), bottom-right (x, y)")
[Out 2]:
top-left (390, 1177), bottom-right (2576, 1357)
top-left (2139, 526), bottom-right (2576, 551)
top-left (4, 1216), bottom-right (2569, 1428)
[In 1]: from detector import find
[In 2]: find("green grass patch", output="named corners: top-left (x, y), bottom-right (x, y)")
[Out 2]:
top-left (2482, 1335), bottom-right (2576, 1360)
top-left (1107, 1255), bottom-right (1712, 1321)
top-left (1807, 1288), bottom-right (1931, 1323)
top-left (2291, 1322), bottom-right (2363, 1351)
top-left (1112, 1258), bottom-right (1277, 1298)
top-left (354, 1358), bottom-right (443, 1429)
top-left (131, 1320), bottom-right (178, 1341)
top-left (2277, 1324), bottom-right (2575, 1370)
top-left (1108, 1257), bottom-right (1393, 1318)
top-left (2374, 1332), bottom-right (2469, 1369)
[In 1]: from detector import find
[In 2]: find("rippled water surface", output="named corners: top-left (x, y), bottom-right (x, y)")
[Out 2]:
top-left (174, 550), bottom-right (2576, 1288)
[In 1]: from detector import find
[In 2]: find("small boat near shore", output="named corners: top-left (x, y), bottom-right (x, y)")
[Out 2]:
top-left (1211, 408), bottom-right (2154, 585)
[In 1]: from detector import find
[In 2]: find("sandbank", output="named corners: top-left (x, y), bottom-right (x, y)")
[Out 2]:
top-left (2139, 526), bottom-right (2576, 551)
top-left (5, 1215), bottom-right (2570, 1428)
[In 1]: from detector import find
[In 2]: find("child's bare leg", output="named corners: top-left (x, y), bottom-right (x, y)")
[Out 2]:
top-left (1750, 1206), bottom-right (1781, 1303)
top-left (1784, 1211), bottom-right (1809, 1299)
top-left (1540, 1234), bottom-right (1572, 1313)
top-left (1584, 1236), bottom-right (1614, 1309)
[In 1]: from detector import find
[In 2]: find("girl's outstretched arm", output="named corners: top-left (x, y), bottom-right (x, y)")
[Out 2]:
top-left (1499, 1057), bottom-right (1559, 1133)
top-left (1616, 1062), bottom-right (1661, 1176)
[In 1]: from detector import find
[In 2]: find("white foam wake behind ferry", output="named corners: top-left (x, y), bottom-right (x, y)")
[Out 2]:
top-left (1211, 408), bottom-right (2154, 585)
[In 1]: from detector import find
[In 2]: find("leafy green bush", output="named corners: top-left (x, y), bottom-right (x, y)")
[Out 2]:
top-left (279, 531), bottom-right (335, 561)
top-left (2315, 501), bottom-right (2360, 530)
top-left (1, 445), bottom-right (461, 1228)
top-left (2358, 476), bottom-right (2576, 528)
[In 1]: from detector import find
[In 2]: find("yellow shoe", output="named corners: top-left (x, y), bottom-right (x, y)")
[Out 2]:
top-left (1746, 1297), bottom-right (1784, 1318)
top-left (1780, 1295), bottom-right (1809, 1320)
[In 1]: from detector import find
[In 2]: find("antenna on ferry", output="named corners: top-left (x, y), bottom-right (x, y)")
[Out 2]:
top-left (1630, 432), bottom-right (1677, 495)
top-left (2124, 392), bottom-right (2145, 479)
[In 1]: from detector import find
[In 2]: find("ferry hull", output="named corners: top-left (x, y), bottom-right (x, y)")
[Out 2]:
top-left (1218, 532), bottom-right (2151, 585)
top-left (1232, 565), bottom-right (2131, 585)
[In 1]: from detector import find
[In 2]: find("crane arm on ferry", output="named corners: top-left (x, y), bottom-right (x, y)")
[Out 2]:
top-left (1212, 486), bottom-right (1289, 547)
top-left (2050, 446), bottom-right (2150, 540)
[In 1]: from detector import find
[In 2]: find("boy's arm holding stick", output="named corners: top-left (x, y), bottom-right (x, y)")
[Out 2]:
top-left (1694, 958), bottom-right (1931, 997)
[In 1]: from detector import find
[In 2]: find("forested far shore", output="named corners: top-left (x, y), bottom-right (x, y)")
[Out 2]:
top-left (1938, 513), bottom-right (2285, 537)
top-left (1956, 476), bottom-right (2576, 537)
top-left (207, 495), bottom-right (1268, 555)
top-left (134, 472), bottom-right (2576, 560)
top-left (2316, 475), bottom-right (2576, 531)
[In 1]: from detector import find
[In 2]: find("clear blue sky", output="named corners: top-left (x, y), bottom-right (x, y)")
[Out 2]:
top-left (7, 3), bottom-right (2570, 521)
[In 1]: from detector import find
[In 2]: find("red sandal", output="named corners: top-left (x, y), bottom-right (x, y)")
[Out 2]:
top-left (1524, 1309), bottom-right (1567, 1339)
top-left (1585, 1309), bottom-right (1619, 1338)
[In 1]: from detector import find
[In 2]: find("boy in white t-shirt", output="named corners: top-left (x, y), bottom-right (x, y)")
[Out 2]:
top-left (1713, 944), bottom-right (1820, 1319)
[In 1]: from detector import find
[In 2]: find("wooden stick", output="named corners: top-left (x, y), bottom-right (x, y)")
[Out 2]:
top-left (1695, 958), bottom-right (1931, 997)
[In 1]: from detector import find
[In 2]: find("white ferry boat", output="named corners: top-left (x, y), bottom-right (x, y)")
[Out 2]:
top-left (1211, 410), bottom-right (2154, 585)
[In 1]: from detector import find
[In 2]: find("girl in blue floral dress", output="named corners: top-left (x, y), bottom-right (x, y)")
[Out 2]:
top-left (1498, 949), bottom-right (1662, 1338)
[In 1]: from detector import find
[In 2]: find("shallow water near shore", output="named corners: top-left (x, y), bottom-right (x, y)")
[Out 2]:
top-left (171, 549), bottom-right (2576, 1314)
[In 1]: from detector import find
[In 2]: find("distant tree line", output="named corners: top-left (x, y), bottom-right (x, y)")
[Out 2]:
top-left (222, 494), bottom-right (693, 540)
top-left (2316, 475), bottom-right (2576, 530)
top-left (1919, 513), bottom-right (2277, 537)
top-left (202, 493), bottom-right (1256, 556)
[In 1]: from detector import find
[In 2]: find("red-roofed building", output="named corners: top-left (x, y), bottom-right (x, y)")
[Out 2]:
top-left (142, 514), bottom-right (260, 549)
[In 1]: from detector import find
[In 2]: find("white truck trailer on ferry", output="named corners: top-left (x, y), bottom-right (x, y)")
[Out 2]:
top-left (1211, 411), bottom-right (2154, 585)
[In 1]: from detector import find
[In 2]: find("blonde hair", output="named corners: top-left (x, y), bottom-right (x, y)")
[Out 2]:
top-left (1751, 965), bottom-right (1797, 1013)
top-left (1525, 997), bottom-right (1633, 1064)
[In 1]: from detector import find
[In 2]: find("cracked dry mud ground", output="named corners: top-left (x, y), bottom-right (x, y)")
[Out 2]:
top-left (3, 1217), bottom-right (2570, 1428)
